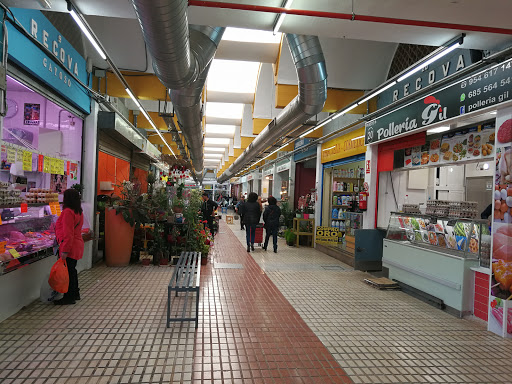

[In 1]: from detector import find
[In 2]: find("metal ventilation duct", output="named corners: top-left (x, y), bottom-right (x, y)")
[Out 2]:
top-left (131, 0), bottom-right (224, 175)
top-left (217, 34), bottom-right (327, 183)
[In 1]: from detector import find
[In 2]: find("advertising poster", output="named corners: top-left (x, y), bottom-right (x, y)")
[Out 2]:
top-left (489, 106), bottom-right (512, 338)
top-left (43, 156), bottom-right (51, 173)
top-left (6, 147), bottom-right (16, 163)
top-left (50, 174), bottom-right (67, 194)
top-left (23, 103), bottom-right (40, 125)
top-left (315, 226), bottom-right (340, 245)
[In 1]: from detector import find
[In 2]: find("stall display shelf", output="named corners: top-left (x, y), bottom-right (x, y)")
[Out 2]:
top-left (332, 191), bottom-right (357, 194)
top-left (333, 205), bottom-right (351, 208)
top-left (333, 177), bottom-right (364, 181)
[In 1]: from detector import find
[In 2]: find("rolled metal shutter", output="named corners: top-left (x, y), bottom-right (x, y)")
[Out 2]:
top-left (98, 130), bottom-right (131, 162)
top-left (131, 152), bottom-right (150, 171)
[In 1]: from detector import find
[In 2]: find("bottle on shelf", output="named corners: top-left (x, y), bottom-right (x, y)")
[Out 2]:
top-left (332, 207), bottom-right (338, 219)
top-left (331, 220), bottom-right (336, 227)
top-left (333, 181), bottom-right (337, 191)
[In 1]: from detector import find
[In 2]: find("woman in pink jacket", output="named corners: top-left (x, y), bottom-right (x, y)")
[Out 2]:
top-left (54, 189), bottom-right (84, 305)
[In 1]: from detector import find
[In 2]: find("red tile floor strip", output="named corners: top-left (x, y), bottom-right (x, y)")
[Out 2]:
top-left (193, 221), bottom-right (352, 384)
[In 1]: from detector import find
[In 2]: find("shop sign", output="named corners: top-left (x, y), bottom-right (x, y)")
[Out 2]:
top-left (366, 160), bottom-right (371, 174)
top-left (294, 137), bottom-right (316, 162)
top-left (263, 167), bottom-right (274, 176)
top-left (365, 58), bottom-right (512, 145)
top-left (4, 9), bottom-right (90, 113)
top-left (315, 226), bottom-right (340, 245)
top-left (321, 127), bottom-right (366, 164)
top-left (276, 160), bottom-right (290, 173)
top-left (378, 49), bottom-right (479, 108)
top-left (247, 174), bottom-right (253, 181)
top-left (203, 185), bottom-right (213, 190)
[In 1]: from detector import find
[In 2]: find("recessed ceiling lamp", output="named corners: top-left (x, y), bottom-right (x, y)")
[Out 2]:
top-left (204, 147), bottom-right (227, 152)
top-left (204, 153), bottom-right (224, 158)
top-left (427, 126), bottom-right (450, 134)
top-left (205, 124), bottom-right (237, 136)
top-left (205, 102), bottom-right (244, 119)
top-left (207, 60), bottom-right (260, 94)
top-left (205, 137), bottom-right (230, 145)
top-left (223, 27), bottom-right (282, 44)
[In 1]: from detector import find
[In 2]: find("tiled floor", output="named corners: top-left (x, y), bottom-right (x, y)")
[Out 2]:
top-left (1, 219), bottom-right (511, 384)
top-left (231, 221), bottom-right (512, 384)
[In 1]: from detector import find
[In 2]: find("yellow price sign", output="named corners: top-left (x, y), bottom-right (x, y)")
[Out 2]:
top-left (22, 151), bottom-right (33, 171)
top-left (6, 147), bottom-right (16, 163)
top-left (9, 248), bottom-right (21, 259)
top-left (49, 202), bottom-right (58, 215)
top-left (43, 156), bottom-right (51, 173)
top-left (0, 241), bottom-right (6, 254)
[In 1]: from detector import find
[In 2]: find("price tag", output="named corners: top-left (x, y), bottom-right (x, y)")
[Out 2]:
top-left (9, 248), bottom-right (21, 258)
top-left (22, 151), bottom-right (33, 171)
top-left (20, 203), bottom-right (27, 213)
top-left (6, 147), bottom-right (16, 163)
top-left (56, 204), bottom-right (61, 215)
top-left (43, 156), bottom-right (51, 173)
top-left (0, 241), bottom-right (6, 253)
top-left (38, 155), bottom-right (44, 172)
top-left (49, 202), bottom-right (58, 215)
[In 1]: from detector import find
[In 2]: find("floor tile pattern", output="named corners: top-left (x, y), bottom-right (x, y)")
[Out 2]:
top-left (229, 221), bottom-right (512, 384)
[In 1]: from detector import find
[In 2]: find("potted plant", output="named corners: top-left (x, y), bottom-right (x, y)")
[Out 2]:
top-left (295, 208), bottom-right (303, 219)
top-left (71, 183), bottom-right (84, 197)
top-left (105, 181), bottom-right (149, 267)
top-left (284, 229), bottom-right (296, 246)
top-left (307, 206), bottom-right (315, 219)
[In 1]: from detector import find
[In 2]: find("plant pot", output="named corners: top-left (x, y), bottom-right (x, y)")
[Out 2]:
top-left (105, 208), bottom-right (135, 267)
top-left (201, 257), bottom-right (208, 265)
top-left (296, 213), bottom-right (302, 218)
top-left (141, 258), bottom-right (151, 266)
top-left (309, 213), bottom-right (315, 219)
top-left (303, 214), bottom-right (309, 219)
top-left (159, 258), bottom-right (169, 266)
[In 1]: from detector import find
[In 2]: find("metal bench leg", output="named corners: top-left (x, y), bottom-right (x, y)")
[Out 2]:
top-left (167, 288), bottom-right (171, 328)
top-left (195, 288), bottom-right (200, 329)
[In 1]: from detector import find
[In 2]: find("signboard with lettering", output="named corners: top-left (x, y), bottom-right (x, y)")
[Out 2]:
top-left (315, 226), bottom-right (340, 245)
top-left (294, 137), bottom-right (316, 162)
top-left (276, 160), bottom-right (290, 173)
top-left (5, 8), bottom-right (90, 113)
top-left (365, 58), bottom-right (512, 145)
top-left (321, 127), bottom-right (366, 163)
top-left (263, 166), bottom-right (274, 176)
top-left (378, 49), bottom-right (480, 108)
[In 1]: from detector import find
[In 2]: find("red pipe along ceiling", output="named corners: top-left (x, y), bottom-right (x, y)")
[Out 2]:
top-left (188, 1), bottom-right (512, 36)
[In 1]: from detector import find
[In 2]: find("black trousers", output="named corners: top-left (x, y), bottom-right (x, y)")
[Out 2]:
top-left (206, 218), bottom-right (215, 238)
top-left (264, 226), bottom-right (278, 251)
top-left (240, 215), bottom-right (245, 230)
top-left (63, 257), bottom-right (79, 300)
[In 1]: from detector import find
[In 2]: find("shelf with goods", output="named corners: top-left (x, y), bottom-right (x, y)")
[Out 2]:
top-left (332, 191), bottom-right (358, 194)
top-left (333, 177), bottom-right (365, 181)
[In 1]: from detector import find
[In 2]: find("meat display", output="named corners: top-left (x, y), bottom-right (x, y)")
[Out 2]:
top-left (493, 225), bottom-right (512, 261)
top-left (0, 230), bottom-right (55, 262)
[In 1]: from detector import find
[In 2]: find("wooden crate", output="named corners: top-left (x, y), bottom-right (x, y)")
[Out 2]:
top-left (226, 215), bottom-right (234, 224)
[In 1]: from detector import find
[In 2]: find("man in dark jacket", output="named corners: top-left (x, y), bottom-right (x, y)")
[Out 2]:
top-left (263, 196), bottom-right (281, 253)
top-left (243, 192), bottom-right (262, 252)
top-left (201, 192), bottom-right (218, 237)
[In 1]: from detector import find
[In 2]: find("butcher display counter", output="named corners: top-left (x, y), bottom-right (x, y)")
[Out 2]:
top-left (383, 212), bottom-right (490, 316)
top-left (0, 206), bottom-right (57, 275)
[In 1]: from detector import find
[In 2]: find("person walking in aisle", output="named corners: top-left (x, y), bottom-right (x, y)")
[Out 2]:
top-left (235, 196), bottom-right (246, 230)
top-left (243, 192), bottom-right (262, 252)
top-left (201, 192), bottom-right (218, 238)
top-left (54, 189), bottom-right (84, 305)
top-left (262, 196), bottom-right (281, 253)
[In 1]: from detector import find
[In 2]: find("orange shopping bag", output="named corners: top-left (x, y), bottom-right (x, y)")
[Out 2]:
top-left (48, 258), bottom-right (69, 293)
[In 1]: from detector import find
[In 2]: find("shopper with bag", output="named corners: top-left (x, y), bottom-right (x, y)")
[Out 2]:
top-left (53, 189), bottom-right (84, 305)
top-left (262, 196), bottom-right (281, 253)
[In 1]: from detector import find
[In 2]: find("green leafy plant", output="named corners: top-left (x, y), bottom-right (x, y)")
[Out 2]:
top-left (71, 183), bottom-right (84, 196)
top-left (279, 200), bottom-right (294, 229)
top-left (111, 181), bottom-right (150, 227)
top-left (284, 228), bottom-right (296, 245)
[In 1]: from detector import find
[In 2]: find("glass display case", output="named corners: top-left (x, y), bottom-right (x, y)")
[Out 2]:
top-left (385, 212), bottom-right (491, 262)
top-left (0, 206), bottom-right (57, 275)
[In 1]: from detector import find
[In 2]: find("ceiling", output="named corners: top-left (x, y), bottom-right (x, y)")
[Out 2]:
top-left (4, 0), bottom-right (512, 177)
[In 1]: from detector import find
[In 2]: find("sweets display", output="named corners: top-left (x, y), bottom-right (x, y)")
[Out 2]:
top-left (25, 188), bottom-right (59, 204)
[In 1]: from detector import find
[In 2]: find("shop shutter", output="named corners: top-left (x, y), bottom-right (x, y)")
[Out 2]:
top-left (131, 153), bottom-right (150, 171)
top-left (98, 131), bottom-right (131, 162)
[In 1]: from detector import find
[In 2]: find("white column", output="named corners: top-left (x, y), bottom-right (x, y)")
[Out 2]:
top-left (314, 144), bottom-right (322, 229)
top-left (363, 144), bottom-right (379, 229)
top-left (288, 157), bottom-right (295, 208)
top-left (78, 100), bottom-right (99, 272)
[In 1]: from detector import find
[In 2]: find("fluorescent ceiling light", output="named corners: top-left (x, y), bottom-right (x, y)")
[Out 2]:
top-left (205, 124), bottom-right (237, 136)
top-left (205, 137), bottom-right (230, 145)
top-left (205, 102), bottom-right (244, 119)
top-left (125, 88), bottom-right (140, 108)
top-left (204, 147), bottom-right (227, 152)
top-left (357, 81), bottom-right (397, 105)
top-left (69, 9), bottom-right (106, 60)
top-left (427, 126), bottom-right (450, 134)
top-left (351, 135), bottom-right (365, 141)
top-left (207, 60), bottom-right (260, 94)
top-left (398, 42), bottom-right (461, 82)
top-left (322, 146), bottom-right (335, 152)
top-left (273, 0), bottom-right (294, 34)
top-left (223, 27), bottom-right (282, 44)
top-left (204, 153), bottom-right (224, 158)
top-left (490, 111), bottom-right (497, 115)
top-left (299, 118), bottom-right (333, 138)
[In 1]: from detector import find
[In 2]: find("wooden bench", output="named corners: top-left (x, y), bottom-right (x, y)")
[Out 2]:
top-left (167, 251), bottom-right (201, 328)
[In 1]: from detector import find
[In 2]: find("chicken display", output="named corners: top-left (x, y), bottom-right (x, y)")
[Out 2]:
top-left (493, 259), bottom-right (512, 293)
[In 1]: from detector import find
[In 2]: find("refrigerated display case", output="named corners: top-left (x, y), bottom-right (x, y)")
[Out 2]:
top-left (383, 212), bottom-right (490, 316)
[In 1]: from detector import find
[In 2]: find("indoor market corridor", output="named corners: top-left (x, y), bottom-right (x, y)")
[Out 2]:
top-left (0, 219), bottom-right (511, 384)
